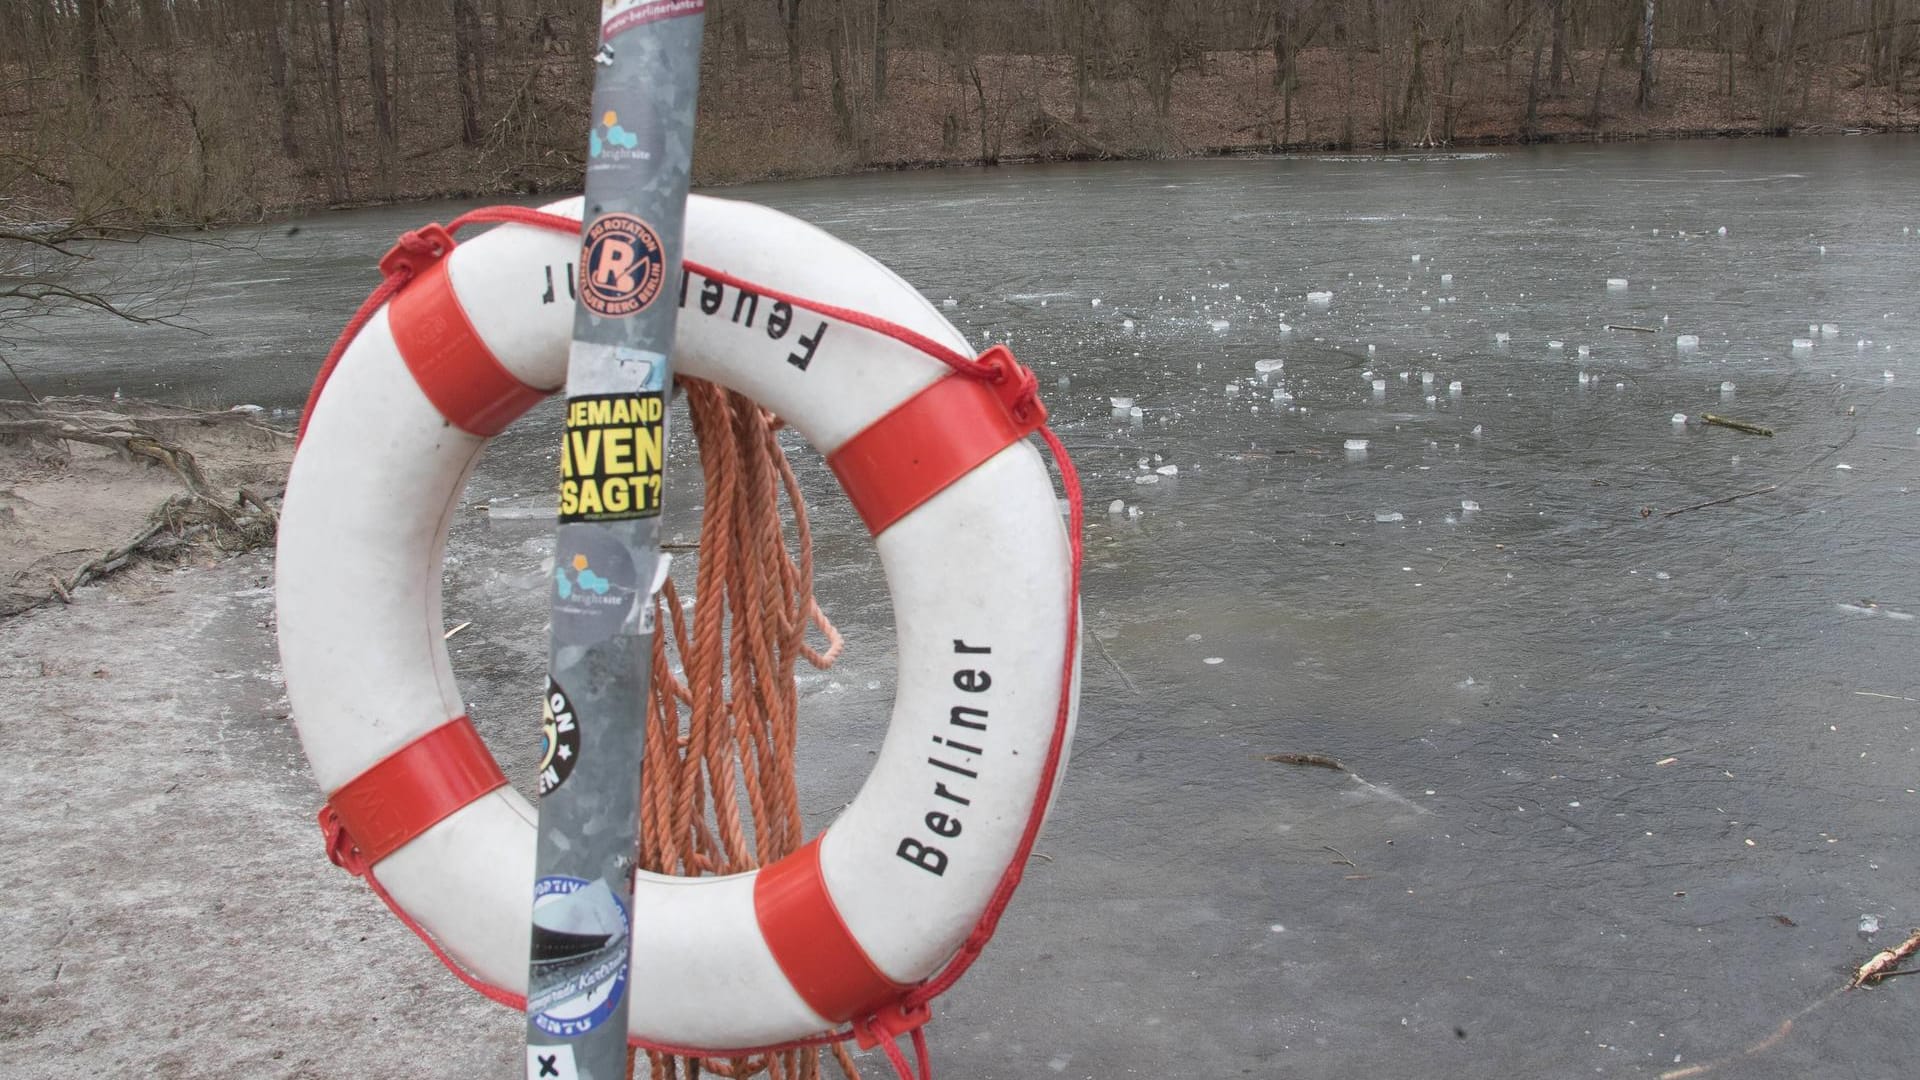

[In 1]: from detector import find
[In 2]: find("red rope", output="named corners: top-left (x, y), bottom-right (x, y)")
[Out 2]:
top-left (305, 207), bottom-right (1085, 1080)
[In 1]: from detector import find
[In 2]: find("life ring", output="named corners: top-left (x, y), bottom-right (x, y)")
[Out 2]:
top-left (277, 195), bottom-right (1081, 1053)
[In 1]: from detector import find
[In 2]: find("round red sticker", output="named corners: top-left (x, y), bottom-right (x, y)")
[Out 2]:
top-left (578, 213), bottom-right (665, 317)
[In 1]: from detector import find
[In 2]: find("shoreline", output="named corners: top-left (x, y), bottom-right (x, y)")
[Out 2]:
top-left (217, 122), bottom-right (1920, 228)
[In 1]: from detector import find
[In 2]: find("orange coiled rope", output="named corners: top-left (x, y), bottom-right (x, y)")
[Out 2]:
top-left (637, 377), bottom-right (854, 1080)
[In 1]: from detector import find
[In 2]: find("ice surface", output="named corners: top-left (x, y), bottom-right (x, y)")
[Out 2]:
top-left (1607, 278), bottom-right (1629, 290)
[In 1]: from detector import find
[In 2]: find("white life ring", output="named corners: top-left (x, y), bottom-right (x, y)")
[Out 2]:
top-left (277, 195), bottom-right (1080, 1053)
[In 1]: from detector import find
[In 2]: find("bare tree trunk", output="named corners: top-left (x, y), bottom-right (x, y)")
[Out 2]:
top-left (1589, 22), bottom-right (1614, 124)
top-left (1526, 4), bottom-right (1547, 134)
top-left (263, 1), bottom-right (300, 160)
top-left (364, 0), bottom-right (396, 181)
top-left (1072, 0), bottom-right (1093, 121)
top-left (1636, 0), bottom-right (1656, 106)
top-left (1550, 0), bottom-right (1568, 91)
top-left (323, 0), bottom-right (352, 200)
top-left (784, 0), bottom-right (804, 100)
top-left (873, 0), bottom-right (890, 103)
top-left (77, 0), bottom-right (101, 100)
top-left (452, 0), bottom-right (484, 145)
top-left (827, 14), bottom-right (854, 142)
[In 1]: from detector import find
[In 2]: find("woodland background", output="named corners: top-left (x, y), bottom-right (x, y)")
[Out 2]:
top-left (1, 0), bottom-right (1917, 224)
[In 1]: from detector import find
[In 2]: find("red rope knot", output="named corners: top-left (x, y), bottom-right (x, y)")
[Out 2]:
top-left (377, 222), bottom-right (457, 282)
top-left (317, 805), bottom-right (369, 878)
top-left (974, 344), bottom-right (1047, 431)
top-left (854, 999), bottom-right (933, 1080)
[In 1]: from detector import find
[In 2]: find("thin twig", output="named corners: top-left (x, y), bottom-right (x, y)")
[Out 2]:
top-left (1606, 324), bottom-right (1658, 333)
top-left (1702, 414), bottom-right (1774, 437)
top-left (1323, 845), bottom-right (1357, 868)
top-left (1088, 628), bottom-right (1139, 696)
top-left (1662, 485), bottom-right (1778, 518)
top-left (1264, 752), bottom-right (1347, 771)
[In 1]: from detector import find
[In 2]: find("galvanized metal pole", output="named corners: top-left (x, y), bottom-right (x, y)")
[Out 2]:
top-left (526, 4), bottom-right (704, 1079)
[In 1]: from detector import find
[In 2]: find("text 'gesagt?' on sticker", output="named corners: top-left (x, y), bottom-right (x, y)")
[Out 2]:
top-left (559, 392), bottom-right (664, 522)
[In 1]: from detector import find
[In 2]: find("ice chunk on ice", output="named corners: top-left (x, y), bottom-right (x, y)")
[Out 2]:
top-left (1471, 424), bottom-right (1484, 436)
top-left (1375, 511), bottom-right (1405, 523)
top-left (1344, 439), bottom-right (1370, 451)
top-left (1720, 381), bottom-right (1736, 395)
top-left (1091, 298), bottom-right (1102, 307)
top-left (1203, 657), bottom-right (1224, 665)
top-left (1440, 273), bottom-right (1453, 284)
top-left (1676, 334), bottom-right (1700, 350)
top-left (1272, 388), bottom-right (1294, 403)
top-left (1225, 383), bottom-right (1240, 396)
top-left (1860, 914), bottom-right (1882, 937)
top-left (1254, 359), bottom-right (1285, 374)
top-left (1494, 331), bottom-right (1511, 344)
top-left (942, 298), bottom-right (957, 308)
top-left (1672, 413), bottom-right (1689, 425)
top-left (1607, 278), bottom-right (1629, 290)
top-left (1577, 344), bottom-right (1591, 357)
top-left (1425, 394), bottom-right (1437, 406)
top-left (1210, 319), bottom-right (1230, 333)
top-left (1107, 499), bottom-right (1125, 515)
top-left (1578, 371), bottom-right (1591, 386)
top-left (1835, 463), bottom-right (1854, 471)
top-left (1421, 371), bottom-right (1435, 384)
top-left (1820, 323), bottom-right (1840, 337)
top-left (1277, 322), bottom-right (1293, 333)
top-left (1448, 381), bottom-right (1463, 395)
top-left (1128, 406), bottom-right (1144, 419)
top-left (1792, 338), bottom-right (1814, 351)
top-left (1307, 291), bottom-right (1333, 305)
top-left (1885, 370), bottom-right (1896, 381)
top-left (1371, 379), bottom-right (1387, 394)
top-left (1410, 254), bottom-right (1422, 263)
top-left (1109, 396), bottom-right (1134, 409)
top-left (230, 403), bottom-right (264, 413)
top-left (1717, 226), bottom-right (1728, 236)
top-left (1122, 318), bottom-right (1135, 331)
top-left (1127, 505), bottom-right (1142, 518)
top-left (1135, 474), bottom-right (1160, 485)
top-left (1156, 464), bottom-right (1179, 476)
top-left (1460, 500), bottom-right (1481, 512)
top-left (1548, 340), bottom-right (1565, 350)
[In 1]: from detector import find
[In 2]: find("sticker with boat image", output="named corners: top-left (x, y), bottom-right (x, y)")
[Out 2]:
top-left (528, 875), bottom-right (631, 1038)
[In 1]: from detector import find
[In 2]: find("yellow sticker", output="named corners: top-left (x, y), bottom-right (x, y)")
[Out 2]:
top-left (559, 392), bottom-right (664, 522)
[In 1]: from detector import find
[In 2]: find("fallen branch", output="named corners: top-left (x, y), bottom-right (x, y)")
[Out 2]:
top-left (1702, 414), bottom-right (1774, 437)
top-left (1850, 928), bottom-right (1920, 989)
top-left (1662, 485), bottom-right (1778, 518)
top-left (1606, 324), bottom-right (1658, 333)
top-left (1263, 752), bottom-right (1346, 771)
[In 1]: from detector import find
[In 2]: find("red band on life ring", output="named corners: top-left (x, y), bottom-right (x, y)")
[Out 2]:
top-left (323, 716), bottom-right (507, 873)
top-left (754, 837), bottom-right (910, 1022)
top-left (389, 260), bottom-right (548, 437)
top-left (826, 346), bottom-right (1046, 536)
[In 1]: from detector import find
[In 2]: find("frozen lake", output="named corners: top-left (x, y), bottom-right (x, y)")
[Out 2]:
top-left (13, 136), bottom-right (1920, 1078)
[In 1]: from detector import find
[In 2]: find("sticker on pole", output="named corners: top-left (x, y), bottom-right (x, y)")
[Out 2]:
top-left (602, 0), bottom-right (707, 39)
top-left (578, 213), bottom-right (665, 317)
top-left (538, 678), bottom-right (582, 796)
top-left (559, 392), bottom-right (664, 522)
top-left (528, 876), bottom-right (631, 1038)
top-left (527, 1044), bottom-right (578, 1080)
